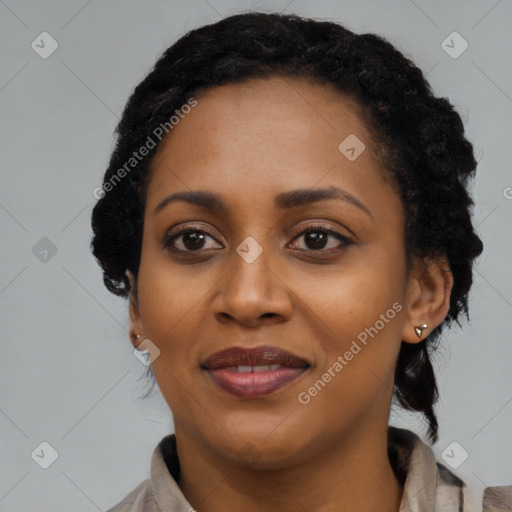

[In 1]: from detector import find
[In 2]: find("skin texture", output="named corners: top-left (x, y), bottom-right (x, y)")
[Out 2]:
top-left (127, 76), bottom-right (453, 512)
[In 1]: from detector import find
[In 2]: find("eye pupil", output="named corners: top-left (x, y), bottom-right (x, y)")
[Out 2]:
top-left (183, 232), bottom-right (205, 250)
top-left (305, 231), bottom-right (327, 250)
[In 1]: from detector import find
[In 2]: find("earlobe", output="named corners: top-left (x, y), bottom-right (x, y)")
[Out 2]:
top-left (401, 256), bottom-right (453, 344)
top-left (126, 270), bottom-right (144, 348)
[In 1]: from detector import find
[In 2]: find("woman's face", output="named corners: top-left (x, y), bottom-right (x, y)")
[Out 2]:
top-left (130, 76), bottom-right (420, 468)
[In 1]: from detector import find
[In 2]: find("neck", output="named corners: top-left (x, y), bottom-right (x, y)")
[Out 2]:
top-left (175, 422), bottom-right (403, 512)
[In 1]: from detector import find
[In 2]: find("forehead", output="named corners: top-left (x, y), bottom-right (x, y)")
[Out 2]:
top-left (146, 76), bottom-right (392, 215)
top-left (152, 75), bottom-right (372, 161)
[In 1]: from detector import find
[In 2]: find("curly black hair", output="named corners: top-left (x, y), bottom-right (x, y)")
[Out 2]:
top-left (91, 12), bottom-right (483, 444)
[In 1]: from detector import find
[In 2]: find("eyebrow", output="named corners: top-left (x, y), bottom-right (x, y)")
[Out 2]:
top-left (153, 185), bottom-right (373, 219)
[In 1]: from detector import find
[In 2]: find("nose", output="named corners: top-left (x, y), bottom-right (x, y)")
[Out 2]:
top-left (212, 245), bottom-right (293, 328)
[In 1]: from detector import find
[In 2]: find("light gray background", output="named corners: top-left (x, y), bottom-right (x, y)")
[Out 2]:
top-left (1, 0), bottom-right (511, 510)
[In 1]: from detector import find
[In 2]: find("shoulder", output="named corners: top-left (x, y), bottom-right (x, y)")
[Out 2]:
top-left (105, 433), bottom-right (191, 512)
top-left (435, 462), bottom-right (512, 511)
top-left (389, 426), bottom-right (512, 511)
top-left (106, 479), bottom-right (160, 512)
top-left (481, 484), bottom-right (512, 511)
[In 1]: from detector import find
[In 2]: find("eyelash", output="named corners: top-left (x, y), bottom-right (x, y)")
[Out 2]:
top-left (163, 222), bottom-right (353, 256)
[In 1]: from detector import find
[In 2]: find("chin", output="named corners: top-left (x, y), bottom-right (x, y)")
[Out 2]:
top-left (209, 428), bottom-right (311, 471)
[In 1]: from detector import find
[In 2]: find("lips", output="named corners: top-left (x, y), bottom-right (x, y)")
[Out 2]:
top-left (201, 345), bottom-right (310, 398)
top-left (202, 346), bottom-right (309, 370)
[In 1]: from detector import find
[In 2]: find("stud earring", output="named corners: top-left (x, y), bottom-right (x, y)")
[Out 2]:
top-left (134, 333), bottom-right (146, 351)
top-left (414, 324), bottom-right (428, 339)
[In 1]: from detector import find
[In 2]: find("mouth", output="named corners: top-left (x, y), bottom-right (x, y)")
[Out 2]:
top-left (200, 345), bottom-right (310, 399)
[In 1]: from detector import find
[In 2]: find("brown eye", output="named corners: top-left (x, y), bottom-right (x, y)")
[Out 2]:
top-left (288, 224), bottom-right (353, 252)
top-left (164, 227), bottom-right (222, 252)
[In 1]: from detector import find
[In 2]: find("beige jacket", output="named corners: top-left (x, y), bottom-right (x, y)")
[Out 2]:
top-left (106, 426), bottom-right (511, 511)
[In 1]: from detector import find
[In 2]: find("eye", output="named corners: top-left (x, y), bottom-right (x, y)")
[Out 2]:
top-left (288, 223), bottom-right (353, 252)
top-left (163, 226), bottom-right (223, 253)
top-left (163, 222), bottom-right (353, 256)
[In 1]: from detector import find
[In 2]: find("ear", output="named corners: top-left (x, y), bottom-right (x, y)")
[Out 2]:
top-left (126, 270), bottom-right (144, 350)
top-left (401, 255), bottom-right (454, 344)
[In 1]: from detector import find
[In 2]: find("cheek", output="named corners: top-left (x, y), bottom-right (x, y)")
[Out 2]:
top-left (301, 248), bottom-right (406, 348)
top-left (136, 245), bottom-right (213, 365)
top-left (137, 257), bottom-right (211, 415)
top-left (295, 249), bottom-right (406, 410)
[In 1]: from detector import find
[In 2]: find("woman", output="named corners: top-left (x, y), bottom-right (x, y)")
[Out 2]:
top-left (91, 12), bottom-right (511, 512)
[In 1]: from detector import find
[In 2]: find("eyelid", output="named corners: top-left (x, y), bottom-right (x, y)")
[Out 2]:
top-left (290, 221), bottom-right (353, 241)
top-left (287, 222), bottom-right (354, 250)
top-left (163, 221), bottom-right (354, 253)
top-left (163, 223), bottom-right (223, 249)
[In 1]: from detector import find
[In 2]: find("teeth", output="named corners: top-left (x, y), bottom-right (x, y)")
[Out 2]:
top-left (236, 364), bottom-right (282, 372)
top-left (253, 365), bottom-right (270, 372)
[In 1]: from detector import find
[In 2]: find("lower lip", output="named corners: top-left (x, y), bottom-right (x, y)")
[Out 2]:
top-left (205, 367), bottom-right (308, 398)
